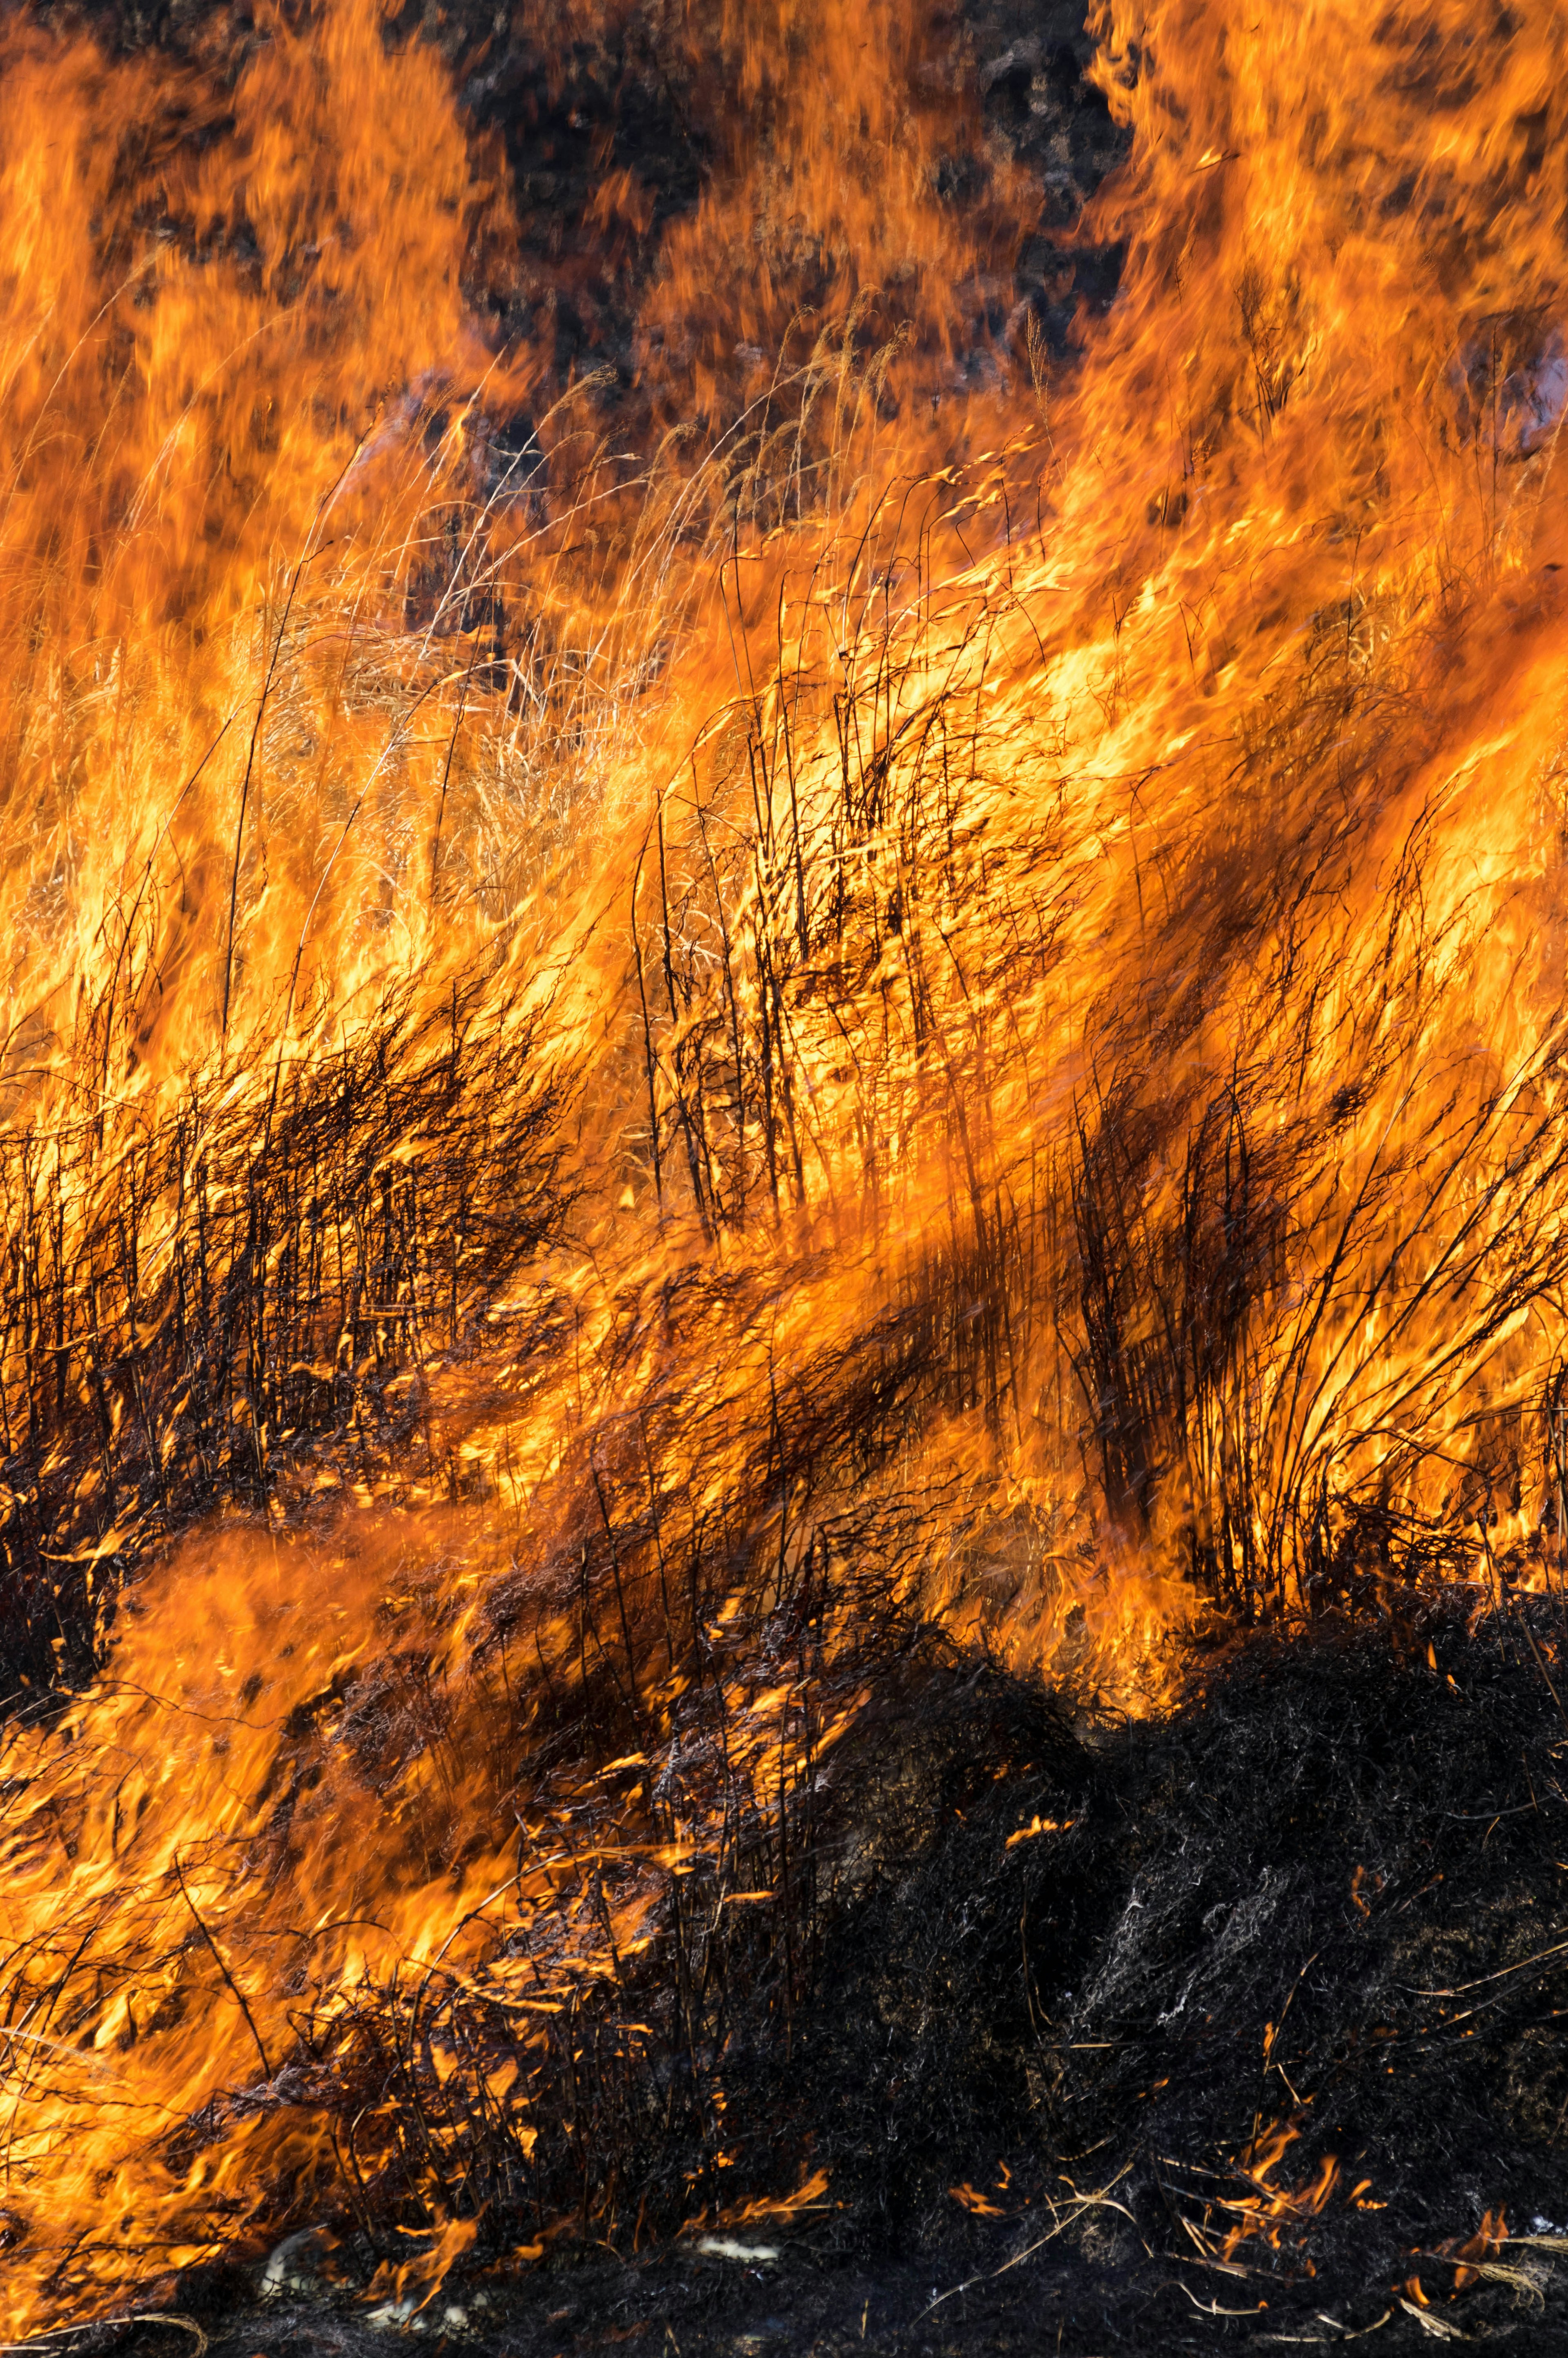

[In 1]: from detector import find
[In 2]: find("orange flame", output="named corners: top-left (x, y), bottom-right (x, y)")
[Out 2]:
top-left (1218, 2120), bottom-right (1346, 2260)
top-left (0, 0), bottom-right (1565, 2330)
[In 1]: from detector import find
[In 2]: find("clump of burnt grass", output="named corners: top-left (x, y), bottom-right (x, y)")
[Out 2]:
top-left (625, 464), bottom-right (1568, 1636)
top-left (0, 966), bottom-right (573, 1702)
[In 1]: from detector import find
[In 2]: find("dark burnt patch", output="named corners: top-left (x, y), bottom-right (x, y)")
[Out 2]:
top-left (109, 1603), bottom-right (1568, 2353)
top-left (49, 0), bottom-right (1131, 400)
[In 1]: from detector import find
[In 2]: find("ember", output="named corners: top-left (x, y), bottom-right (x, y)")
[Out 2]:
top-left (1, 0), bottom-right (1568, 2348)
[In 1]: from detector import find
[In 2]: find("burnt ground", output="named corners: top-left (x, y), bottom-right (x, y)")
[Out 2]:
top-left (93, 1599), bottom-right (1568, 2356)
top-left (59, 0), bottom-right (1131, 401)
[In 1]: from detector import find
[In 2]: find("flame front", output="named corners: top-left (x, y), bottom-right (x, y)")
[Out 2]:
top-left (1, 0), bottom-right (1567, 2327)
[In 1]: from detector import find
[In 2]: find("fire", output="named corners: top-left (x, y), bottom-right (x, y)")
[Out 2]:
top-left (0, 0), bottom-right (1566, 2331)
top-left (1217, 2120), bottom-right (1345, 2261)
top-left (1432, 2204), bottom-right (1511, 2293)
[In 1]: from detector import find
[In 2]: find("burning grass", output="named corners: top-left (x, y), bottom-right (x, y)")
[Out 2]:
top-left (4, 0), bottom-right (1568, 2340)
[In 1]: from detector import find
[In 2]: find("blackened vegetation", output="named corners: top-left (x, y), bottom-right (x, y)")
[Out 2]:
top-left (60, 0), bottom-right (1130, 401)
top-left (731, 1607), bottom-right (1568, 2335)
top-left (971, 0), bottom-right (1130, 353)
top-left (145, 1604), bottom-right (1568, 2352)
top-left (0, 974), bottom-right (570, 1697)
